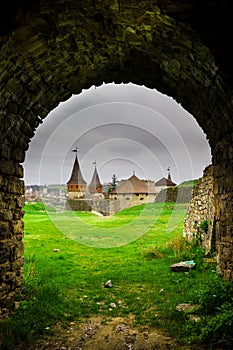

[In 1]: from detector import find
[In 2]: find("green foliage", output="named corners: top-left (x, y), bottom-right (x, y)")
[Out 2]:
top-left (193, 274), bottom-right (233, 315)
top-left (0, 276), bottom-right (64, 350)
top-left (197, 303), bottom-right (233, 346)
top-left (107, 173), bottom-right (118, 192)
top-left (199, 220), bottom-right (209, 233)
top-left (0, 202), bottom-right (232, 349)
top-left (177, 274), bottom-right (233, 347)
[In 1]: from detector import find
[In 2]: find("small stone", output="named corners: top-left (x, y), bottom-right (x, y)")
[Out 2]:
top-left (110, 302), bottom-right (117, 308)
top-left (104, 279), bottom-right (112, 288)
top-left (14, 301), bottom-right (20, 310)
top-left (116, 324), bottom-right (127, 332)
top-left (53, 248), bottom-right (60, 252)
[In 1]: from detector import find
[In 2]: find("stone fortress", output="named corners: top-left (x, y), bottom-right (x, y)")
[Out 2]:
top-left (66, 152), bottom-right (176, 215)
top-left (0, 0), bottom-right (232, 314)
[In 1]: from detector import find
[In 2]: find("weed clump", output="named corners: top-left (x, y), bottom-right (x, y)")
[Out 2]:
top-left (161, 237), bottom-right (201, 261)
top-left (142, 245), bottom-right (164, 260)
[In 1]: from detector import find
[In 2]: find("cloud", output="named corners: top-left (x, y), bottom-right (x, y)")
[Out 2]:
top-left (24, 83), bottom-right (211, 185)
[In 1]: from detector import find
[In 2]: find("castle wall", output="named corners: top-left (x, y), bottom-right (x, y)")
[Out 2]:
top-left (109, 193), bottom-right (156, 211)
top-left (66, 193), bottom-right (157, 216)
top-left (183, 165), bottom-right (215, 252)
top-left (68, 191), bottom-right (85, 200)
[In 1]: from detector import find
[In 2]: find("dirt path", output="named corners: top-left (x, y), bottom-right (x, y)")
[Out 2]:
top-left (23, 315), bottom-right (205, 350)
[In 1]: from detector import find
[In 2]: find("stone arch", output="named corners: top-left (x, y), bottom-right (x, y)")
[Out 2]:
top-left (0, 0), bottom-right (233, 312)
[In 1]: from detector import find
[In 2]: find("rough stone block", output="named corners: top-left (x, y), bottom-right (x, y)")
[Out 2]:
top-left (0, 209), bottom-right (13, 221)
top-left (0, 223), bottom-right (11, 239)
top-left (14, 164), bottom-right (24, 178)
top-left (170, 260), bottom-right (196, 272)
top-left (16, 196), bottom-right (25, 208)
top-left (0, 160), bottom-right (15, 175)
top-left (13, 210), bottom-right (24, 220)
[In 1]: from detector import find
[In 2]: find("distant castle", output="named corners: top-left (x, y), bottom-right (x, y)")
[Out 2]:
top-left (66, 153), bottom-right (176, 207)
top-left (67, 155), bottom-right (102, 199)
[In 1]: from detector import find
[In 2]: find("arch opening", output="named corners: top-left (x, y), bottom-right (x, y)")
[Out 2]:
top-left (24, 83), bottom-right (211, 187)
top-left (23, 82), bottom-right (212, 247)
top-left (0, 0), bottom-right (232, 315)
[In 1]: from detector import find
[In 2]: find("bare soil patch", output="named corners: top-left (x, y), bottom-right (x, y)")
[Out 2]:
top-left (21, 315), bottom-right (205, 350)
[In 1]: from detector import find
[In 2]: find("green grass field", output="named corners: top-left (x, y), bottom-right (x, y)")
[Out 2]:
top-left (0, 202), bottom-right (232, 349)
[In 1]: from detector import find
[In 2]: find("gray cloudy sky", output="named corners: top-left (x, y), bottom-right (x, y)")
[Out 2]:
top-left (24, 83), bottom-right (211, 186)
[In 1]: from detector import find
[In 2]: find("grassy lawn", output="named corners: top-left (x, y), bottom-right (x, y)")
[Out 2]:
top-left (0, 202), bottom-right (232, 349)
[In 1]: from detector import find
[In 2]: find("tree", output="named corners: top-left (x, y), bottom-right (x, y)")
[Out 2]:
top-left (108, 174), bottom-right (118, 193)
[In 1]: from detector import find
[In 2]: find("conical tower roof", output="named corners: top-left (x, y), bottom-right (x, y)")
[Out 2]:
top-left (89, 165), bottom-right (102, 193)
top-left (67, 156), bottom-right (86, 185)
top-left (155, 177), bottom-right (176, 187)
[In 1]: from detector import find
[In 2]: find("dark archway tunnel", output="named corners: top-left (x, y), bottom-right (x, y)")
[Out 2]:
top-left (0, 0), bottom-right (233, 312)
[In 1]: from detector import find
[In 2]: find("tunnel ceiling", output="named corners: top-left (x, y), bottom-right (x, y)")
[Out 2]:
top-left (0, 0), bottom-right (233, 150)
top-left (1, 0), bottom-right (233, 86)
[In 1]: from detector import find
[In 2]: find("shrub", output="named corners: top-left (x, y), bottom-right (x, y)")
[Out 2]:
top-left (194, 274), bottom-right (233, 315)
top-left (181, 274), bottom-right (233, 347)
top-left (162, 237), bottom-right (195, 260)
top-left (198, 303), bottom-right (233, 346)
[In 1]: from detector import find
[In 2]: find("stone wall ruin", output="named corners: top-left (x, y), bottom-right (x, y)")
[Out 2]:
top-left (184, 165), bottom-right (215, 252)
top-left (0, 0), bottom-right (233, 313)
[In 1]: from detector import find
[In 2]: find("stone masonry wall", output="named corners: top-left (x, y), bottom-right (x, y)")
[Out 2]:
top-left (0, 157), bottom-right (25, 316)
top-left (0, 0), bottom-right (233, 314)
top-left (183, 165), bottom-right (215, 252)
top-left (213, 135), bottom-right (233, 280)
top-left (66, 196), bottom-right (154, 216)
top-left (66, 188), bottom-right (193, 216)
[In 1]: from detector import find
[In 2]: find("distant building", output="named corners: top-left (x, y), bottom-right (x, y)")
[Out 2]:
top-left (155, 171), bottom-right (176, 193)
top-left (89, 164), bottom-right (102, 194)
top-left (67, 156), bottom-right (87, 199)
top-left (65, 157), bottom-right (177, 214)
top-left (109, 173), bottom-right (157, 207)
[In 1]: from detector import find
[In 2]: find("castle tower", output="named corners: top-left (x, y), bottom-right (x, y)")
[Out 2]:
top-left (67, 152), bottom-right (87, 199)
top-left (89, 162), bottom-right (102, 194)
